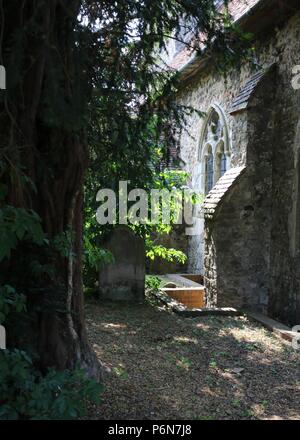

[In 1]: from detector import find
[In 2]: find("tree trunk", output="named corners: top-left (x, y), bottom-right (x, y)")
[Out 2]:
top-left (1, 0), bottom-right (105, 380)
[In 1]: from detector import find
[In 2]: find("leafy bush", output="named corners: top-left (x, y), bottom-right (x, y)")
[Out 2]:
top-left (0, 285), bottom-right (26, 324)
top-left (84, 236), bottom-right (114, 272)
top-left (0, 205), bottom-right (45, 261)
top-left (83, 234), bottom-right (115, 289)
top-left (146, 243), bottom-right (187, 265)
top-left (145, 275), bottom-right (161, 291)
top-left (0, 201), bottom-right (103, 420)
top-left (0, 349), bottom-right (103, 420)
top-left (0, 282), bottom-right (103, 420)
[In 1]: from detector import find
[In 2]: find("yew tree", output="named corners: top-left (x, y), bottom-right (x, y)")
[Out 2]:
top-left (0, 0), bottom-right (249, 378)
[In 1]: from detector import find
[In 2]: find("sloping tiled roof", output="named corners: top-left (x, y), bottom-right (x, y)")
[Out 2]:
top-left (203, 166), bottom-right (246, 219)
top-left (227, 0), bottom-right (261, 21)
top-left (169, 0), bottom-right (261, 71)
top-left (229, 68), bottom-right (266, 113)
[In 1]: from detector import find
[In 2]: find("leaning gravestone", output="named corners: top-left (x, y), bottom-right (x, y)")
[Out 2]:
top-left (99, 226), bottom-right (145, 302)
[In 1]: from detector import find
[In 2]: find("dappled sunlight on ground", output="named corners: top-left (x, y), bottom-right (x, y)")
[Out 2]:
top-left (173, 336), bottom-right (198, 345)
top-left (85, 297), bottom-right (300, 420)
top-left (103, 323), bottom-right (128, 330)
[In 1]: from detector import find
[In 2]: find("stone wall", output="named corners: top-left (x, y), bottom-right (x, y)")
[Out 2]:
top-left (175, 9), bottom-right (300, 324)
top-left (268, 13), bottom-right (300, 325)
top-left (176, 58), bottom-right (252, 275)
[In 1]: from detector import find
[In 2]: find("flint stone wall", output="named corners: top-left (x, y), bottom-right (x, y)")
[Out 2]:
top-left (175, 10), bottom-right (300, 324)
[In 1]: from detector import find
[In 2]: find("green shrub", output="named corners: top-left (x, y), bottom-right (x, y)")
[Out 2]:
top-left (83, 233), bottom-right (115, 289)
top-left (145, 275), bottom-right (161, 291)
top-left (146, 243), bottom-right (186, 265)
top-left (0, 349), bottom-right (103, 420)
top-left (0, 192), bottom-right (103, 420)
top-left (0, 285), bottom-right (26, 324)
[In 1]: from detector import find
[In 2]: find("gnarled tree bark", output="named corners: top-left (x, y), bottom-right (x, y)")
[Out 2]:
top-left (1, 0), bottom-right (105, 380)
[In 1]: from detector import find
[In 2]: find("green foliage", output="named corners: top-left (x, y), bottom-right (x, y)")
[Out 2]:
top-left (0, 275), bottom-right (102, 421)
top-left (84, 236), bottom-right (114, 272)
top-left (0, 0), bottom-right (254, 420)
top-left (81, 0), bottom-right (252, 284)
top-left (83, 211), bottom-right (115, 288)
top-left (84, 162), bottom-right (193, 286)
top-left (113, 367), bottom-right (129, 380)
top-left (0, 199), bottom-right (62, 297)
top-left (146, 243), bottom-right (186, 264)
top-left (141, 168), bottom-right (191, 265)
top-left (152, 169), bottom-right (190, 189)
top-left (0, 282), bottom-right (102, 421)
top-left (0, 199), bottom-right (103, 420)
top-left (83, 234), bottom-right (115, 288)
top-left (145, 275), bottom-right (161, 291)
top-left (0, 350), bottom-right (103, 420)
top-left (150, 168), bottom-right (190, 231)
top-left (0, 285), bottom-right (26, 324)
top-left (52, 230), bottom-right (73, 259)
top-left (0, 204), bottom-right (45, 261)
top-left (176, 356), bottom-right (192, 370)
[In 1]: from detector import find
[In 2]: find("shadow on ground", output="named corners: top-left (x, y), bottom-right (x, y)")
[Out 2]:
top-left (85, 295), bottom-right (300, 420)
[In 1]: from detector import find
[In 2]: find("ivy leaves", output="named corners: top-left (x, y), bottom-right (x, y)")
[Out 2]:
top-left (0, 205), bottom-right (45, 261)
top-left (0, 285), bottom-right (26, 325)
top-left (0, 350), bottom-right (103, 420)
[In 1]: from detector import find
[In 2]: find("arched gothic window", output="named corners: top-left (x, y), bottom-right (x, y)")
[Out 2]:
top-left (214, 141), bottom-right (228, 183)
top-left (205, 147), bottom-right (214, 194)
top-left (220, 153), bottom-right (227, 176)
top-left (198, 104), bottom-right (230, 195)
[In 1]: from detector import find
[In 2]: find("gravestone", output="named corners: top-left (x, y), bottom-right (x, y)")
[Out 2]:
top-left (99, 226), bottom-right (145, 302)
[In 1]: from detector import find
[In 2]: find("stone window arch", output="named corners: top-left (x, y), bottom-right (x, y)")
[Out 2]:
top-left (204, 145), bottom-right (214, 194)
top-left (214, 141), bottom-right (228, 182)
top-left (198, 104), bottom-right (230, 195)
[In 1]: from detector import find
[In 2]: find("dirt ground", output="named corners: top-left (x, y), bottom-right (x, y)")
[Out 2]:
top-left (86, 295), bottom-right (300, 420)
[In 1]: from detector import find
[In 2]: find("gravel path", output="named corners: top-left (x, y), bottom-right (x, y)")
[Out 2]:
top-left (86, 296), bottom-right (300, 420)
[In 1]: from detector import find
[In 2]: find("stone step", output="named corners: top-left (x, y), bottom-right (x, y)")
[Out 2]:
top-left (153, 289), bottom-right (241, 317)
top-left (247, 311), bottom-right (299, 343)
